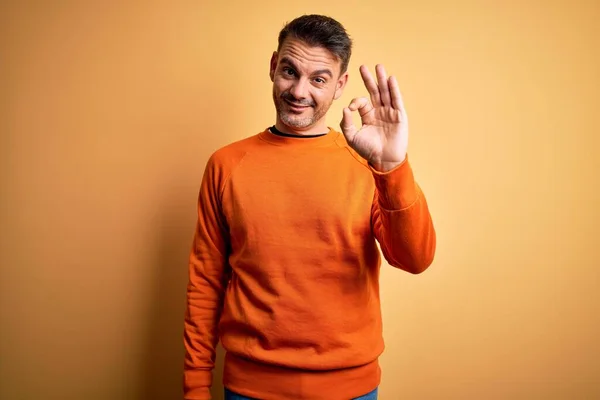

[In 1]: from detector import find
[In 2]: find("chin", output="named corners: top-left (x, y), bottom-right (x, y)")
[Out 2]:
top-left (283, 117), bottom-right (314, 129)
top-left (279, 111), bottom-right (314, 129)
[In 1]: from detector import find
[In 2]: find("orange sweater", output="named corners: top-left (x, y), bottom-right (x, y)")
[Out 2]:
top-left (184, 127), bottom-right (436, 400)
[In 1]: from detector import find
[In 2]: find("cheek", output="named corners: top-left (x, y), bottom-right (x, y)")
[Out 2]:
top-left (313, 88), bottom-right (334, 104)
top-left (273, 77), bottom-right (291, 91)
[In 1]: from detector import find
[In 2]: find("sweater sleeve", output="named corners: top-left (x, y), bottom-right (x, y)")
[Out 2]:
top-left (370, 156), bottom-right (436, 274)
top-left (184, 154), bottom-right (230, 400)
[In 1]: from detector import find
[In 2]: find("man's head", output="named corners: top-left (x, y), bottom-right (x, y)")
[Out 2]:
top-left (270, 15), bottom-right (352, 134)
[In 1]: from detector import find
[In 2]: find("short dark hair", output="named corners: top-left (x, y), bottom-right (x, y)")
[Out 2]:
top-left (277, 14), bottom-right (353, 74)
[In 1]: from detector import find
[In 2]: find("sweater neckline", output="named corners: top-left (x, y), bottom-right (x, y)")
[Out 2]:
top-left (259, 127), bottom-right (340, 148)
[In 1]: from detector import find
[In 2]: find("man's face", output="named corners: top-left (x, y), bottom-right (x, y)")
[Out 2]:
top-left (270, 38), bottom-right (348, 132)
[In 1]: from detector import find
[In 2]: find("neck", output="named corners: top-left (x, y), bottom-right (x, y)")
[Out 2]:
top-left (275, 119), bottom-right (329, 136)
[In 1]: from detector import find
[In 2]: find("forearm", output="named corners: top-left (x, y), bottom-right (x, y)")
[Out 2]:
top-left (184, 242), bottom-right (227, 399)
top-left (370, 157), bottom-right (436, 273)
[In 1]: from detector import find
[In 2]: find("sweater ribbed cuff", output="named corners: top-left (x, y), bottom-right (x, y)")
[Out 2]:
top-left (369, 156), bottom-right (419, 211)
top-left (184, 369), bottom-right (213, 400)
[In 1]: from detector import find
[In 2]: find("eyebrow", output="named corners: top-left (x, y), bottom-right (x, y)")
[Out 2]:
top-left (280, 56), bottom-right (333, 78)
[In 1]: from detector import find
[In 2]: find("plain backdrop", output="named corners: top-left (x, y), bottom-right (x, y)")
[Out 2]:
top-left (1, 1), bottom-right (599, 399)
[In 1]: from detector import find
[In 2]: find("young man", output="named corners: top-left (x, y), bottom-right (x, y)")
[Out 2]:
top-left (184, 14), bottom-right (436, 400)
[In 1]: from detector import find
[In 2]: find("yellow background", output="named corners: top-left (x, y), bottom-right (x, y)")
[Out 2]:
top-left (1, 1), bottom-right (598, 399)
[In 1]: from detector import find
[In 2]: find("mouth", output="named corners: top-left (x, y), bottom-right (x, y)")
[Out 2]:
top-left (284, 99), bottom-right (311, 112)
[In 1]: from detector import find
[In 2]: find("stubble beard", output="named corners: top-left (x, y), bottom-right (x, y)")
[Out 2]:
top-left (273, 90), bottom-right (333, 129)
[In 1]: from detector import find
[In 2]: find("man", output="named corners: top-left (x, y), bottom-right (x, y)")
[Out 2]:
top-left (184, 14), bottom-right (436, 400)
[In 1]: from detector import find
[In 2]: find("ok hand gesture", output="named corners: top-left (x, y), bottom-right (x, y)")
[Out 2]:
top-left (340, 64), bottom-right (409, 172)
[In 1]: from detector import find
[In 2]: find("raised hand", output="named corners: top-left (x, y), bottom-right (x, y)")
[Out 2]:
top-left (340, 64), bottom-right (409, 172)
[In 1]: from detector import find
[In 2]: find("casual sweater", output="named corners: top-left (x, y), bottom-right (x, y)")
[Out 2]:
top-left (184, 127), bottom-right (436, 400)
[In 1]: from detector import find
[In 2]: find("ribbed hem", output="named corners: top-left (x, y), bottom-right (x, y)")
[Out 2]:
top-left (223, 352), bottom-right (381, 400)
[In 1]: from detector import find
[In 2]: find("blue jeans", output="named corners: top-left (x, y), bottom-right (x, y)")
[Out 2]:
top-left (224, 387), bottom-right (378, 400)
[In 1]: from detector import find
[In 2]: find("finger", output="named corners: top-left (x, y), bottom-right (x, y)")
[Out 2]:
top-left (376, 64), bottom-right (391, 107)
top-left (359, 65), bottom-right (381, 107)
top-left (340, 107), bottom-right (358, 141)
top-left (388, 75), bottom-right (405, 112)
top-left (348, 97), bottom-right (374, 118)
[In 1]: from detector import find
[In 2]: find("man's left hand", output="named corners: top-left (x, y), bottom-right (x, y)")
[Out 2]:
top-left (340, 64), bottom-right (409, 172)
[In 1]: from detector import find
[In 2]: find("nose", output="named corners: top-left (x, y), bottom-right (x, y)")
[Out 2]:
top-left (289, 78), bottom-right (309, 101)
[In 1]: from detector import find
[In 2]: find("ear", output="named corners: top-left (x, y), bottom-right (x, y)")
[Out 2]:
top-left (333, 71), bottom-right (349, 100)
top-left (269, 51), bottom-right (278, 82)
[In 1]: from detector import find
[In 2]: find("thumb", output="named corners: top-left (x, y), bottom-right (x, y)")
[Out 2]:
top-left (340, 107), bottom-right (358, 142)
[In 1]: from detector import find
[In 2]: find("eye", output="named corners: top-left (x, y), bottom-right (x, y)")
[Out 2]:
top-left (282, 67), bottom-right (296, 76)
top-left (314, 77), bottom-right (326, 84)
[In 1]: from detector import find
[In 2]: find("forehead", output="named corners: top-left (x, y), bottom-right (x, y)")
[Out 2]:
top-left (278, 38), bottom-right (340, 73)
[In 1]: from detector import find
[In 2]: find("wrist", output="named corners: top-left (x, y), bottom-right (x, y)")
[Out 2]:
top-left (371, 159), bottom-right (405, 173)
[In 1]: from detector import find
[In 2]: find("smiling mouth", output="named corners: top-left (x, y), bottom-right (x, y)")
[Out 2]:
top-left (284, 99), bottom-right (311, 110)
